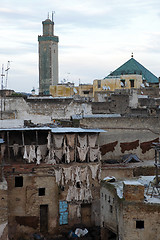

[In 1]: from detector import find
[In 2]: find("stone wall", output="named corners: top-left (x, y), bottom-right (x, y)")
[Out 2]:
top-left (81, 116), bottom-right (160, 160)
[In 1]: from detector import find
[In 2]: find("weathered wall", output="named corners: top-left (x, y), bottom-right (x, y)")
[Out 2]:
top-left (0, 97), bottom-right (92, 127)
top-left (81, 116), bottom-right (160, 160)
top-left (7, 169), bottom-right (59, 239)
top-left (0, 179), bottom-right (8, 240)
top-left (122, 203), bottom-right (160, 240)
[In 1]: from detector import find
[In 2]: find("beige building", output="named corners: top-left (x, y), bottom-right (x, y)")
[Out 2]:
top-left (93, 74), bottom-right (143, 96)
top-left (101, 176), bottom-right (160, 240)
top-left (50, 83), bottom-right (93, 98)
top-left (1, 127), bottom-right (103, 239)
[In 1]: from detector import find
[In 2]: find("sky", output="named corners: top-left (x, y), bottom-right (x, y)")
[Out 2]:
top-left (0, 0), bottom-right (160, 93)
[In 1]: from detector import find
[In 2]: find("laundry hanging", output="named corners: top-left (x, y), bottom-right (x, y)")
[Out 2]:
top-left (1, 145), bottom-right (6, 158)
top-left (54, 168), bottom-right (62, 185)
top-left (88, 134), bottom-right (97, 148)
top-left (78, 134), bottom-right (87, 148)
top-left (39, 145), bottom-right (48, 159)
top-left (66, 134), bottom-right (75, 148)
top-left (70, 149), bottom-right (75, 162)
top-left (47, 131), bottom-right (51, 150)
top-left (86, 174), bottom-right (90, 188)
top-left (98, 149), bottom-right (102, 161)
top-left (28, 145), bottom-right (36, 163)
top-left (23, 146), bottom-right (28, 160)
top-left (89, 164), bottom-right (99, 180)
top-left (12, 144), bottom-right (19, 156)
top-left (66, 185), bottom-right (74, 202)
top-left (54, 134), bottom-right (64, 148)
top-left (75, 166), bottom-right (81, 184)
top-left (80, 167), bottom-right (88, 182)
top-left (36, 146), bottom-right (42, 165)
top-left (61, 171), bottom-right (65, 186)
top-left (63, 167), bottom-right (72, 184)
top-left (77, 146), bottom-right (89, 162)
top-left (55, 149), bottom-right (63, 163)
top-left (63, 138), bottom-right (67, 155)
top-left (66, 146), bottom-right (70, 163)
top-left (98, 167), bottom-right (101, 183)
top-left (90, 147), bottom-right (99, 162)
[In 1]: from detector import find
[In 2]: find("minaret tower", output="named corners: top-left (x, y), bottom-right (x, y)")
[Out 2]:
top-left (38, 13), bottom-right (59, 95)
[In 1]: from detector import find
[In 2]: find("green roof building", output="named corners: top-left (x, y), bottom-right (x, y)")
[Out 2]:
top-left (105, 56), bottom-right (158, 84)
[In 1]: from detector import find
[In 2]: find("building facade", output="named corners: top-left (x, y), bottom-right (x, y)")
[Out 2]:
top-left (101, 177), bottom-right (160, 240)
top-left (38, 18), bottom-right (59, 95)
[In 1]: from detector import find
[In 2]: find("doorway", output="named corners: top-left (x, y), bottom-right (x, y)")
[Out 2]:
top-left (81, 204), bottom-right (91, 226)
top-left (40, 205), bottom-right (48, 233)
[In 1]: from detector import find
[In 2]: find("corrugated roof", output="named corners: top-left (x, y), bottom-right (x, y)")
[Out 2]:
top-left (105, 57), bottom-right (158, 84)
top-left (51, 127), bottom-right (106, 133)
top-left (72, 114), bottom-right (121, 119)
top-left (0, 127), bottom-right (105, 133)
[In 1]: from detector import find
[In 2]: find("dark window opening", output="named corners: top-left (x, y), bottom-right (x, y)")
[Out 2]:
top-left (39, 188), bottom-right (45, 196)
top-left (130, 79), bottom-right (134, 88)
top-left (105, 194), bottom-right (107, 201)
top-left (110, 205), bottom-right (113, 213)
top-left (76, 182), bottom-right (81, 188)
top-left (15, 176), bottom-right (23, 187)
top-left (83, 91), bottom-right (90, 94)
top-left (108, 196), bottom-right (110, 203)
top-left (98, 80), bottom-right (101, 88)
top-left (101, 193), bottom-right (103, 198)
top-left (121, 79), bottom-right (125, 87)
top-left (136, 220), bottom-right (144, 229)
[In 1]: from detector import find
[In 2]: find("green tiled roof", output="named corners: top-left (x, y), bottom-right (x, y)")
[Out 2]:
top-left (105, 57), bottom-right (158, 84)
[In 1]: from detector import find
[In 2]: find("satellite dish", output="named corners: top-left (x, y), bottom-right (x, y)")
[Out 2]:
top-left (102, 86), bottom-right (107, 90)
top-left (141, 91), bottom-right (143, 95)
top-left (73, 88), bottom-right (77, 94)
top-left (108, 86), bottom-right (111, 90)
top-left (145, 82), bottom-right (149, 87)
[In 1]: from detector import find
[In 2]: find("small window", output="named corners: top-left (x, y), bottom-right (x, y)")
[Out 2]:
top-left (121, 79), bottom-right (125, 87)
top-left (108, 196), bottom-right (110, 203)
top-left (105, 194), bottom-right (107, 201)
top-left (101, 193), bottom-right (103, 198)
top-left (110, 205), bottom-right (113, 213)
top-left (76, 182), bottom-right (81, 188)
top-left (136, 220), bottom-right (144, 229)
top-left (130, 79), bottom-right (134, 88)
top-left (83, 91), bottom-right (90, 94)
top-left (15, 176), bottom-right (23, 187)
top-left (98, 80), bottom-right (101, 88)
top-left (39, 188), bottom-right (45, 196)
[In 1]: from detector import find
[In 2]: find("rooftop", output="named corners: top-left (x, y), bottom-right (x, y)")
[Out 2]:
top-left (103, 175), bottom-right (160, 204)
top-left (105, 57), bottom-right (158, 84)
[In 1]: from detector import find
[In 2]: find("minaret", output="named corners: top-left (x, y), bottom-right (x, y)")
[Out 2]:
top-left (38, 15), bottom-right (59, 95)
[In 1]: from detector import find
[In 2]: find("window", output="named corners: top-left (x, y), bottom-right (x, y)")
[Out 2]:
top-left (15, 176), bottom-right (23, 187)
top-left (110, 205), bottom-right (113, 213)
top-left (83, 91), bottom-right (90, 94)
top-left (130, 79), bottom-right (134, 88)
top-left (76, 182), bottom-right (81, 188)
top-left (98, 80), bottom-right (101, 88)
top-left (39, 188), bottom-right (45, 196)
top-left (136, 220), bottom-right (144, 229)
top-left (121, 79), bottom-right (125, 87)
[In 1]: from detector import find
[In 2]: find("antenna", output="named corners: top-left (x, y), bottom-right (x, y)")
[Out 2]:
top-left (52, 11), bottom-right (55, 22)
top-left (5, 61), bottom-right (10, 89)
top-left (1, 65), bottom-right (5, 90)
top-left (48, 12), bottom-right (49, 19)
